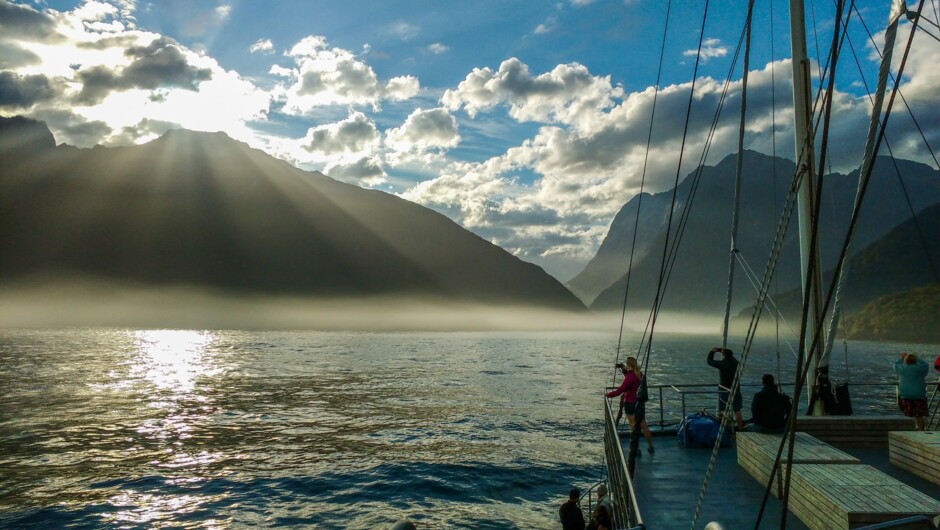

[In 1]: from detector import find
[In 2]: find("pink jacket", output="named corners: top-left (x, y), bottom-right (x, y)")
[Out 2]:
top-left (606, 372), bottom-right (640, 403)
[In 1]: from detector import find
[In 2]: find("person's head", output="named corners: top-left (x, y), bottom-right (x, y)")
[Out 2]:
top-left (762, 373), bottom-right (775, 387)
top-left (625, 356), bottom-right (642, 376)
top-left (903, 352), bottom-right (918, 365)
top-left (722, 348), bottom-right (734, 360)
top-left (569, 488), bottom-right (580, 501)
top-left (597, 484), bottom-right (608, 498)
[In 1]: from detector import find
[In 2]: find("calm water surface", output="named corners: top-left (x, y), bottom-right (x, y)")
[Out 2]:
top-left (0, 329), bottom-right (928, 529)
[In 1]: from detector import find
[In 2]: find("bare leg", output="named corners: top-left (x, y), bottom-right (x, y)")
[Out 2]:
top-left (641, 420), bottom-right (654, 449)
top-left (915, 416), bottom-right (925, 431)
top-left (735, 411), bottom-right (745, 430)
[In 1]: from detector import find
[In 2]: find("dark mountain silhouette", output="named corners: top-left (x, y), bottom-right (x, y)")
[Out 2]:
top-left (580, 150), bottom-right (940, 314)
top-left (842, 283), bottom-right (940, 344)
top-left (0, 116), bottom-right (584, 311)
top-left (734, 202), bottom-right (940, 325)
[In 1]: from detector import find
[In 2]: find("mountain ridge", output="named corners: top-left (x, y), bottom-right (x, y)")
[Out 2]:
top-left (0, 116), bottom-right (585, 312)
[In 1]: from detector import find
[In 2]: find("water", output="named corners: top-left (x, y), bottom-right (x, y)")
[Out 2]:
top-left (0, 328), bottom-right (930, 529)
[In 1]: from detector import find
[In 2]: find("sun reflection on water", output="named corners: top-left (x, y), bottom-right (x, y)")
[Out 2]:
top-left (132, 329), bottom-right (218, 394)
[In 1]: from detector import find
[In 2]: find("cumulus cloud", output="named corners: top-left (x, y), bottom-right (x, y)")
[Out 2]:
top-left (301, 111), bottom-right (379, 155)
top-left (0, 1), bottom-right (269, 147)
top-left (0, 72), bottom-right (65, 108)
top-left (386, 107), bottom-right (460, 152)
top-left (441, 58), bottom-right (623, 131)
top-left (249, 38), bottom-right (274, 54)
top-left (326, 156), bottom-right (385, 185)
top-left (75, 36), bottom-right (213, 104)
top-left (409, 52), bottom-right (940, 269)
top-left (383, 75), bottom-right (420, 100)
top-left (280, 35), bottom-right (419, 113)
top-left (0, 1), bottom-right (62, 41)
top-left (684, 38), bottom-right (729, 62)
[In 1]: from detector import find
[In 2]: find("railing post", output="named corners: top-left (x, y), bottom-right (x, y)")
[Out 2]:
top-left (659, 386), bottom-right (665, 429)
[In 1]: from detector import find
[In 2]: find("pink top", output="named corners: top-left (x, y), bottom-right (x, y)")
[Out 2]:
top-left (606, 372), bottom-right (641, 403)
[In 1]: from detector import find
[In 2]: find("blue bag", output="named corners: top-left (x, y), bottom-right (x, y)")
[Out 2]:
top-left (677, 412), bottom-right (732, 448)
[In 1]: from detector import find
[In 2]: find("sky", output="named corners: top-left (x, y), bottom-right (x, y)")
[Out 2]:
top-left (1, 0), bottom-right (939, 282)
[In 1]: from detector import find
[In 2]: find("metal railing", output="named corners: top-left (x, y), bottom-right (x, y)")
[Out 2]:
top-left (603, 396), bottom-right (644, 529)
top-left (607, 380), bottom-right (939, 433)
top-left (928, 381), bottom-right (940, 431)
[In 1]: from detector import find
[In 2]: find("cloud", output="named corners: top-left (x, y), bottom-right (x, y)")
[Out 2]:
top-left (249, 38), bottom-right (274, 54)
top-left (280, 35), bottom-right (419, 113)
top-left (0, 2), bottom-right (269, 147)
top-left (325, 156), bottom-right (385, 185)
top-left (0, 42), bottom-right (41, 69)
top-left (0, 1), bottom-right (62, 41)
top-left (75, 36), bottom-right (213, 104)
top-left (427, 43), bottom-right (449, 55)
top-left (441, 58), bottom-right (623, 131)
top-left (383, 75), bottom-right (420, 100)
top-left (0, 72), bottom-right (66, 109)
top-left (387, 21), bottom-right (419, 41)
top-left (29, 108), bottom-right (112, 147)
top-left (386, 107), bottom-right (460, 152)
top-left (684, 38), bottom-right (729, 62)
top-left (301, 111), bottom-right (380, 155)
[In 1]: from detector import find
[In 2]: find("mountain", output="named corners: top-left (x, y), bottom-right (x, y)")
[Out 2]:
top-left (0, 116), bottom-right (584, 311)
top-left (733, 202), bottom-right (940, 326)
top-left (580, 150), bottom-right (940, 314)
top-left (842, 283), bottom-right (940, 344)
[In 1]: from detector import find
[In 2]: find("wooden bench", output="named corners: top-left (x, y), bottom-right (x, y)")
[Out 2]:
top-left (787, 463), bottom-right (940, 529)
top-left (737, 432), bottom-right (859, 498)
top-left (890, 431), bottom-right (940, 485)
top-left (795, 415), bottom-right (914, 448)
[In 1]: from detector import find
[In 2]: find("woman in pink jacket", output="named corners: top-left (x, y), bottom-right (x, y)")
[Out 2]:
top-left (606, 356), bottom-right (654, 454)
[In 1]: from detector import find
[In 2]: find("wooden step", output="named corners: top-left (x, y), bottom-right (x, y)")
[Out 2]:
top-left (889, 431), bottom-right (940, 486)
top-left (787, 463), bottom-right (940, 530)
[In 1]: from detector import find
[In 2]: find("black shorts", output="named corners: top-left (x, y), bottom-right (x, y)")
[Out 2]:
top-left (619, 401), bottom-right (637, 415)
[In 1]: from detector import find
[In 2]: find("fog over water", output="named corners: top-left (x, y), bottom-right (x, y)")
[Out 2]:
top-left (0, 281), bottom-right (730, 334)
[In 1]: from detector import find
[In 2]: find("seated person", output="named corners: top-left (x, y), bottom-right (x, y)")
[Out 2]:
top-left (747, 374), bottom-right (792, 433)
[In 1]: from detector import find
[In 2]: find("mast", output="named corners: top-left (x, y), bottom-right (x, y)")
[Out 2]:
top-left (788, 0), bottom-right (827, 409)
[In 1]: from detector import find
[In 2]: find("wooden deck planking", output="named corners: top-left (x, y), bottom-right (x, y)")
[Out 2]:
top-left (795, 416), bottom-right (914, 448)
top-left (737, 432), bottom-right (859, 499)
top-left (788, 463), bottom-right (940, 529)
top-left (889, 431), bottom-right (940, 485)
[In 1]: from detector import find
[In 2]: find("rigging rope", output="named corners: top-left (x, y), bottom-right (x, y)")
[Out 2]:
top-left (690, 1), bottom-right (756, 528)
top-left (851, 3), bottom-right (940, 171)
top-left (822, 0), bottom-right (903, 363)
top-left (612, 0), bottom-right (674, 388)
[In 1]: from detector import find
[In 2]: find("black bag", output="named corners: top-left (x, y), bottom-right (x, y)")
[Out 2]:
top-left (637, 377), bottom-right (649, 403)
top-left (820, 378), bottom-right (853, 415)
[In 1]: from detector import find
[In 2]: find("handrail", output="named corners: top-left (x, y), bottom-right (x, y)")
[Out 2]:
top-left (607, 380), bottom-right (926, 432)
top-left (603, 396), bottom-right (644, 529)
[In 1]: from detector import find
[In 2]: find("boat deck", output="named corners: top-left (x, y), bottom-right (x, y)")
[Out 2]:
top-left (622, 430), bottom-right (940, 529)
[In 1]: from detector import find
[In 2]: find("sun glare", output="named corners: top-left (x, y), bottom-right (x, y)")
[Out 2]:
top-left (132, 329), bottom-right (216, 393)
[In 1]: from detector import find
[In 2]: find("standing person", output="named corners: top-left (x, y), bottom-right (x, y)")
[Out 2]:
top-left (559, 488), bottom-right (585, 530)
top-left (894, 352), bottom-right (929, 431)
top-left (605, 357), bottom-right (655, 454)
top-left (707, 347), bottom-right (745, 430)
top-left (748, 374), bottom-right (792, 434)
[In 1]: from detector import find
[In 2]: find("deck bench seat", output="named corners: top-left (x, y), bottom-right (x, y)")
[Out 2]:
top-left (787, 463), bottom-right (940, 529)
top-left (737, 432), bottom-right (859, 498)
top-left (889, 431), bottom-right (940, 486)
top-left (794, 415), bottom-right (913, 448)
